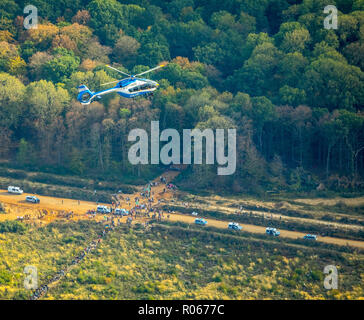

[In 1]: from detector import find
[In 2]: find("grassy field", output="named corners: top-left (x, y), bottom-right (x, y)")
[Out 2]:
top-left (0, 220), bottom-right (363, 300)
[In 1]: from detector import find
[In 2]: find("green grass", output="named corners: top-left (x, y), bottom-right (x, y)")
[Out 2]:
top-left (0, 220), bottom-right (363, 300)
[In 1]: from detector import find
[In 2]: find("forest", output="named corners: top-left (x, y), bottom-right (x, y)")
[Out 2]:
top-left (0, 0), bottom-right (364, 194)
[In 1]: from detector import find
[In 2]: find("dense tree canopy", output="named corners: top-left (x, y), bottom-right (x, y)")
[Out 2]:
top-left (0, 0), bottom-right (363, 193)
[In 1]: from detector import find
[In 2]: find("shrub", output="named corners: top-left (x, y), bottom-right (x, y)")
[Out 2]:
top-left (0, 168), bottom-right (28, 180)
top-left (0, 270), bottom-right (12, 284)
top-left (212, 273), bottom-right (223, 282)
top-left (62, 236), bottom-right (78, 244)
top-left (0, 220), bottom-right (27, 233)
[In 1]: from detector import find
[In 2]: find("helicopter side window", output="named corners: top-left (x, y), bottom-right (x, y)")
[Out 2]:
top-left (128, 83), bottom-right (154, 93)
top-left (140, 84), bottom-right (152, 90)
top-left (129, 86), bottom-right (139, 93)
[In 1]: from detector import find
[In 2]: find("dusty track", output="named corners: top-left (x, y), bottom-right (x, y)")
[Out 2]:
top-left (167, 213), bottom-right (364, 249)
top-left (1, 170), bottom-right (364, 249)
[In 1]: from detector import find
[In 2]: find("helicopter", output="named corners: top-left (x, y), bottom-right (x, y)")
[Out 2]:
top-left (77, 64), bottom-right (165, 105)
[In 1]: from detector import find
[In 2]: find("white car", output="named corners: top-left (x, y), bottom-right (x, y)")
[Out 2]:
top-left (191, 211), bottom-right (198, 216)
top-left (26, 196), bottom-right (40, 203)
top-left (228, 222), bottom-right (243, 231)
top-left (266, 227), bottom-right (280, 236)
top-left (114, 208), bottom-right (129, 216)
top-left (195, 218), bottom-right (207, 225)
top-left (303, 234), bottom-right (318, 240)
top-left (96, 205), bottom-right (112, 214)
top-left (8, 186), bottom-right (23, 195)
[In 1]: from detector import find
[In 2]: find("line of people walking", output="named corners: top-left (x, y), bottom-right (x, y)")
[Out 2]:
top-left (30, 222), bottom-right (116, 300)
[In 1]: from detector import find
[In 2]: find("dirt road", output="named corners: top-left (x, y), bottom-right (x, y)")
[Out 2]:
top-left (167, 213), bottom-right (364, 249)
top-left (1, 169), bottom-right (364, 249)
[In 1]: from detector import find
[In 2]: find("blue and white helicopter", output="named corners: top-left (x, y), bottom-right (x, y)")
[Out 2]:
top-left (77, 64), bottom-right (165, 105)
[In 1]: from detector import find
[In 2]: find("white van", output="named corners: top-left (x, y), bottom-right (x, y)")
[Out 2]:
top-left (8, 186), bottom-right (23, 195)
top-left (96, 205), bottom-right (112, 214)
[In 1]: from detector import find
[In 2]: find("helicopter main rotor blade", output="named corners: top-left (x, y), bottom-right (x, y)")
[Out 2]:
top-left (100, 80), bottom-right (121, 86)
top-left (106, 65), bottom-right (131, 77)
top-left (101, 77), bottom-right (130, 86)
top-left (135, 64), bottom-right (165, 77)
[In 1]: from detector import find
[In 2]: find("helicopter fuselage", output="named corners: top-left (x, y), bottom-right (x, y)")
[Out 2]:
top-left (115, 78), bottom-right (159, 98)
top-left (77, 78), bottom-right (159, 105)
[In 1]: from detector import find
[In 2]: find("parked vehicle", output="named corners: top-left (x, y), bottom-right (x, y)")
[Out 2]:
top-left (114, 208), bottom-right (129, 216)
top-left (26, 196), bottom-right (40, 203)
top-left (195, 218), bottom-right (207, 225)
top-left (228, 222), bottom-right (242, 230)
top-left (8, 186), bottom-right (23, 195)
top-left (266, 227), bottom-right (280, 236)
top-left (96, 205), bottom-right (112, 214)
top-left (191, 211), bottom-right (198, 216)
top-left (303, 234), bottom-right (317, 240)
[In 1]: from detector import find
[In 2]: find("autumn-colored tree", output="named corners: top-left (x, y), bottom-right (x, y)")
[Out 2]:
top-left (0, 41), bottom-right (19, 72)
top-left (85, 38), bottom-right (112, 64)
top-left (60, 23), bottom-right (93, 55)
top-left (113, 33), bottom-right (140, 67)
top-left (80, 59), bottom-right (97, 71)
top-left (26, 24), bottom-right (59, 49)
top-left (0, 31), bottom-right (14, 42)
top-left (8, 56), bottom-right (26, 75)
top-left (71, 10), bottom-right (91, 25)
top-left (28, 51), bottom-right (53, 80)
top-left (52, 34), bottom-right (77, 52)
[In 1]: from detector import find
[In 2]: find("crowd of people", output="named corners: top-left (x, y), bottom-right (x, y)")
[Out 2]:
top-left (29, 174), bottom-right (176, 300)
top-left (16, 214), bottom-right (32, 221)
top-left (166, 183), bottom-right (177, 190)
top-left (16, 209), bottom-right (51, 223)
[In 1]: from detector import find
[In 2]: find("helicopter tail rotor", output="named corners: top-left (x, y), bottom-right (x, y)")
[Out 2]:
top-left (77, 85), bottom-right (95, 105)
